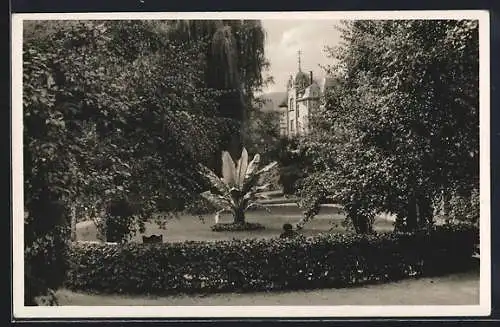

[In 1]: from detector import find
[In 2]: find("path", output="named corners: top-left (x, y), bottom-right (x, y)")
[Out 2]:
top-left (55, 270), bottom-right (479, 306)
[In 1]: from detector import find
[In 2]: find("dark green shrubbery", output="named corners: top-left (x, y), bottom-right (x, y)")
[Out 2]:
top-left (65, 225), bottom-right (477, 296)
top-left (104, 198), bottom-right (140, 243)
top-left (279, 164), bottom-right (305, 195)
top-left (25, 199), bottom-right (70, 305)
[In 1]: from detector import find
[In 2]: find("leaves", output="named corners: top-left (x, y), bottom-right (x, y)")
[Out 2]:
top-left (301, 20), bottom-right (479, 232)
top-left (24, 20), bottom-right (231, 216)
top-left (65, 225), bottom-right (477, 295)
top-left (256, 161), bottom-right (278, 175)
top-left (221, 151), bottom-right (237, 186)
top-left (245, 153), bottom-right (261, 179)
top-left (201, 147), bottom-right (279, 224)
top-left (198, 164), bottom-right (229, 195)
top-left (23, 20), bottom-right (252, 302)
top-left (235, 147), bottom-right (249, 188)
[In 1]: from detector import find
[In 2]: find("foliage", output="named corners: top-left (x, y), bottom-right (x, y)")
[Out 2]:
top-left (22, 20), bottom-right (231, 303)
top-left (211, 222), bottom-right (266, 232)
top-left (280, 165), bottom-right (306, 195)
top-left (242, 101), bottom-right (281, 164)
top-left (65, 225), bottom-right (477, 295)
top-left (24, 20), bottom-right (225, 220)
top-left (263, 136), bottom-right (310, 195)
top-left (167, 20), bottom-right (271, 166)
top-left (24, 200), bottom-right (70, 305)
top-left (199, 147), bottom-right (278, 224)
top-left (300, 20), bottom-right (479, 232)
top-left (446, 188), bottom-right (480, 226)
top-left (241, 101), bottom-right (283, 190)
top-left (102, 198), bottom-right (143, 243)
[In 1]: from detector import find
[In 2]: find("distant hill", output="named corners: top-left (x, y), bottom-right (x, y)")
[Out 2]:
top-left (257, 92), bottom-right (287, 112)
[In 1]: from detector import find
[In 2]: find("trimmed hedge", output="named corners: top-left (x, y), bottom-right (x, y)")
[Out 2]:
top-left (65, 225), bottom-right (478, 295)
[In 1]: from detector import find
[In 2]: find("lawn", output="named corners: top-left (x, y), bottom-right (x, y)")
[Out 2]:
top-left (54, 268), bottom-right (479, 306)
top-left (76, 205), bottom-right (396, 243)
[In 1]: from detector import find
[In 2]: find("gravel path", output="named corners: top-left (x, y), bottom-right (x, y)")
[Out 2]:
top-left (55, 270), bottom-right (479, 306)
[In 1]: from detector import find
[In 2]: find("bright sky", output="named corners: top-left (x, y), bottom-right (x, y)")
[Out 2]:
top-left (261, 19), bottom-right (342, 94)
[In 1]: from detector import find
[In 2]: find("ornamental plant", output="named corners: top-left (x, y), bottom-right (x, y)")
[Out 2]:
top-left (199, 147), bottom-right (277, 224)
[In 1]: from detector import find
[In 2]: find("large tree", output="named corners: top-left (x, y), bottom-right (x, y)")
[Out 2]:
top-left (299, 20), bottom-right (479, 233)
top-left (23, 20), bottom-right (226, 304)
top-left (167, 20), bottom-right (270, 167)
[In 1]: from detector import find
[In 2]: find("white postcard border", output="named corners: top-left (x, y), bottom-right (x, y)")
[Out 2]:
top-left (11, 10), bottom-right (491, 318)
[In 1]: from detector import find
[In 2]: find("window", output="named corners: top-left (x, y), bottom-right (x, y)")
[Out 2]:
top-left (289, 98), bottom-right (294, 111)
top-left (290, 119), bottom-right (295, 132)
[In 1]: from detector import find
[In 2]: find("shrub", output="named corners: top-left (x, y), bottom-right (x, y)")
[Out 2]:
top-left (104, 198), bottom-right (139, 243)
top-left (210, 222), bottom-right (266, 232)
top-left (199, 147), bottom-right (277, 224)
top-left (447, 188), bottom-right (480, 226)
top-left (183, 195), bottom-right (218, 216)
top-left (25, 199), bottom-right (70, 306)
top-left (65, 225), bottom-right (477, 296)
top-left (279, 164), bottom-right (305, 195)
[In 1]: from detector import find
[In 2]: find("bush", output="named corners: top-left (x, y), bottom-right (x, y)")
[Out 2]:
top-left (279, 164), bottom-right (305, 195)
top-left (104, 198), bottom-right (139, 243)
top-left (25, 198), bottom-right (71, 305)
top-left (65, 225), bottom-right (478, 296)
top-left (210, 222), bottom-right (266, 232)
top-left (447, 188), bottom-right (480, 226)
top-left (184, 196), bottom-right (218, 216)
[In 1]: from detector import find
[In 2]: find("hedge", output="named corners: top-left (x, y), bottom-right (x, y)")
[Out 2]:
top-left (65, 225), bottom-right (478, 295)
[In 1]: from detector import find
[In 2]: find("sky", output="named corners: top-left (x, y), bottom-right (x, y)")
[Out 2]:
top-left (260, 19), bottom-right (342, 94)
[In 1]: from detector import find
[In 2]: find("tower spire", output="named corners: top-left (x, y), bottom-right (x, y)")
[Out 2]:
top-left (297, 50), bottom-right (302, 72)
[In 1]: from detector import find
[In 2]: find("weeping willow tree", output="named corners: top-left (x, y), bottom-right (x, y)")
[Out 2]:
top-left (168, 20), bottom-right (270, 171)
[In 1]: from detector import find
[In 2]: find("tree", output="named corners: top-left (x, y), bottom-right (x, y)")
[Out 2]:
top-left (300, 20), bottom-right (479, 233)
top-left (23, 20), bottom-right (227, 303)
top-left (242, 99), bottom-right (281, 162)
top-left (167, 20), bottom-right (270, 167)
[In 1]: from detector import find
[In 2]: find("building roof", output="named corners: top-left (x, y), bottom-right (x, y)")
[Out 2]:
top-left (294, 71), bottom-right (310, 89)
top-left (300, 83), bottom-right (320, 100)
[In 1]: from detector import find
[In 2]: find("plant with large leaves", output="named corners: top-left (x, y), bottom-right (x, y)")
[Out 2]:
top-left (199, 148), bottom-right (278, 225)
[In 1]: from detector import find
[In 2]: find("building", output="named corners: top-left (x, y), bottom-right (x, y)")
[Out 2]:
top-left (277, 52), bottom-right (334, 138)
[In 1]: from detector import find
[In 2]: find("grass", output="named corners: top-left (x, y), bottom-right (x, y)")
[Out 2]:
top-left (76, 205), bottom-right (396, 243)
top-left (53, 268), bottom-right (479, 306)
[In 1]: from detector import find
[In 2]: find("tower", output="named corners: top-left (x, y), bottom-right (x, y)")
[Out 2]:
top-left (298, 50), bottom-right (302, 72)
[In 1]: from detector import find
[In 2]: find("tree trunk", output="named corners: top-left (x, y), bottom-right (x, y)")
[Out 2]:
top-left (442, 190), bottom-right (451, 217)
top-left (233, 207), bottom-right (245, 224)
top-left (354, 214), bottom-right (373, 234)
top-left (361, 216), bottom-right (373, 234)
top-left (416, 195), bottom-right (433, 227)
top-left (70, 205), bottom-right (77, 242)
top-left (406, 194), bottom-right (418, 232)
top-left (403, 192), bottom-right (434, 232)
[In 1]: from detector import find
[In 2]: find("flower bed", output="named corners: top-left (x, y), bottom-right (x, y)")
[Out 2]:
top-left (65, 225), bottom-right (477, 295)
